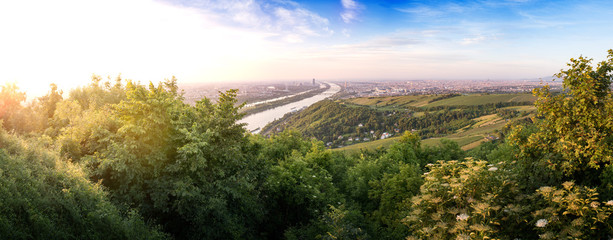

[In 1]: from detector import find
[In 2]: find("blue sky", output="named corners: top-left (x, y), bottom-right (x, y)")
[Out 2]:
top-left (1, 0), bottom-right (612, 96)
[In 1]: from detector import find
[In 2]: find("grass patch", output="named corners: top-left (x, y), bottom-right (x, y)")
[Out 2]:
top-left (330, 93), bottom-right (537, 153)
top-left (334, 134), bottom-right (485, 153)
top-left (345, 95), bottom-right (436, 108)
top-left (424, 93), bottom-right (536, 107)
top-left (422, 135), bottom-right (483, 148)
top-left (502, 105), bottom-right (536, 112)
top-left (332, 136), bottom-right (401, 154)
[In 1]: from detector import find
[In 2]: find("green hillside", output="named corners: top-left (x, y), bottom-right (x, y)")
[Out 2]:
top-left (424, 93), bottom-right (536, 107)
top-left (344, 93), bottom-right (535, 109)
top-left (345, 95), bottom-right (435, 108)
top-left (264, 92), bottom-right (535, 149)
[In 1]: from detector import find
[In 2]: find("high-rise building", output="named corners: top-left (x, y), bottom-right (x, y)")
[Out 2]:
top-left (312, 78), bottom-right (315, 85)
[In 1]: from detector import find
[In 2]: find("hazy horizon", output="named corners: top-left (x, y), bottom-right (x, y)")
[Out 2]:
top-left (2, 0), bottom-right (612, 97)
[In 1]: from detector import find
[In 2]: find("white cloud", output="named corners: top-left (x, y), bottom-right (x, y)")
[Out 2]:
top-left (396, 6), bottom-right (443, 17)
top-left (274, 7), bottom-right (333, 42)
top-left (177, 0), bottom-right (332, 43)
top-left (516, 11), bottom-right (573, 29)
top-left (342, 29), bottom-right (351, 37)
top-left (340, 0), bottom-right (361, 23)
top-left (341, 0), bottom-right (358, 9)
top-left (205, 0), bottom-right (270, 27)
top-left (396, 3), bottom-right (469, 20)
top-left (461, 35), bottom-right (487, 45)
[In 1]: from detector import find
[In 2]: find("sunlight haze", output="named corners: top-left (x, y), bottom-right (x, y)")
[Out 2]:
top-left (1, 0), bottom-right (612, 96)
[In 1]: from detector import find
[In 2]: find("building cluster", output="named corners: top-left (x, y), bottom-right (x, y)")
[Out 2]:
top-left (339, 79), bottom-right (562, 98)
top-left (180, 81), bottom-right (318, 105)
top-left (324, 123), bottom-right (396, 148)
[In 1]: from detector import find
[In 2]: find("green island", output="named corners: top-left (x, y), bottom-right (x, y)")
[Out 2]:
top-left (240, 83), bottom-right (330, 116)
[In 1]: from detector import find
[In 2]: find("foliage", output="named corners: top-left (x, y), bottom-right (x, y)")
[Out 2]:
top-left (0, 83), bottom-right (33, 133)
top-left (525, 50), bottom-right (613, 182)
top-left (338, 132), bottom-right (464, 239)
top-left (532, 182), bottom-right (613, 239)
top-left (0, 127), bottom-right (166, 239)
top-left (1, 50), bottom-right (613, 239)
top-left (255, 131), bottom-right (341, 239)
top-left (263, 99), bottom-right (523, 147)
top-left (0, 83), bottom-right (25, 120)
top-left (87, 79), bottom-right (266, 239)
top-left (318, 205), bottom-right (369, 240)
top-left (404, 159), bottom-right (527, 240)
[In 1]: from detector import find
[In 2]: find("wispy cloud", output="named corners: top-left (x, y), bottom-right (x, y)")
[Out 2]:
top-left (516, 11), bottom-right (573, 29)
top-left (396, 3), bottom-right (469, 20)
top-left (274, 7), bottom-right (333, 42)
top-left (325, 34), bottom-right (422, 56)
top-left (480, 0), bottom-right (534, 7)
top-left (342, 28), bottom-right (351, 37)
top-left (340, 0), bottom-right (362, 23)
top-left (169, 0), bottom-right (332, 43)
top-left (461, 35), bottom-right (487, 45)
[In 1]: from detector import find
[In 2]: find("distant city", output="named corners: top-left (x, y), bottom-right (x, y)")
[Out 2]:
top-left (181, 79), bottom-right (562, 104)
top-left (337, 78), bottom-right (562, 98)
top-left (180, 80), bottom-right (320, 105)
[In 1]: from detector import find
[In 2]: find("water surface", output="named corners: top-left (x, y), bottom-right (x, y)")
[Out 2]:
top-left (239, 82), bottom-right (341, 133)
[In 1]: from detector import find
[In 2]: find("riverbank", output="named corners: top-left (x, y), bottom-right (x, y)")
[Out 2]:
top-left (239, 82), bottom-right (341, 133)
top-left (240, 83), bottom-right (330, 116)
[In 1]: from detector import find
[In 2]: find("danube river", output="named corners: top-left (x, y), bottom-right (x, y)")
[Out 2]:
top-left (239, 82), bottom-right (341, 133)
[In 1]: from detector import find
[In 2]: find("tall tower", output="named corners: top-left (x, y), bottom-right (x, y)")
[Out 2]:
top-left (312, 78), bottom-right (315, 85)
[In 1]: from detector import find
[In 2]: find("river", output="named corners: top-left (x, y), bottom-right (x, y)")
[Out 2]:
top-left (239, 82), bottom-right (341, 133)
top-left (244, 84), bottom-right (325, 108)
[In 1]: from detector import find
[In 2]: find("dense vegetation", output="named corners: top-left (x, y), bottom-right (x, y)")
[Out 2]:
top-left (0, 50), bottom-right (612, 239)
top-left (261, 94), bottom-right (532, 148)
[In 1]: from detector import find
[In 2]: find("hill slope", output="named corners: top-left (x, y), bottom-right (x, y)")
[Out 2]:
top-left (263, 93), bottom-right (535, 149)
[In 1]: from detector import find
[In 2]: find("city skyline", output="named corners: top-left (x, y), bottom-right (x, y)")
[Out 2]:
top-left (1, 0), bottom-right (612, 97)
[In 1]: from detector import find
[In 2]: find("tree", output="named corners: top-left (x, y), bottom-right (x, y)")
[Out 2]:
top-left (38, 83), bottom-right (63, 119)
top-left (0, 83), bottom-right (26, 131)
top-left (0, 125), bottom-right (167, 239)
top-left (513, 49), bottom-right (613, 186)
top-left (90, 79), bottom-right (265, 239)
top-left (404, 159), bottom-right (526, 240)
top-left (0, 83), bottom-right (25, 119)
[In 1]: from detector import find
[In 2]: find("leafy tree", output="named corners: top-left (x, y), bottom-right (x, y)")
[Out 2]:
top-left (318, 205), bottom-right (369, 240)
top-left (69, 74), bottom-right (126, 110)
top-left (257, 130), bottom-right (312, 163)
top-left (0, 126), bottom-right (166, 239)
top-left (340, 132), bottom-right (464, 239)
top-left (521, 50), bottom-right (613, 185)
top-left (0, 83), bottom-right (28, 132)
top-left (404, 159), bottom-right (527, 240)
top-left (256, 131), bottom-right (341, 239)
top-left (0, 83), bottom-right (25, 119)
top-left (88, 79), bottom-right (266, 239)
top-left (38, 83), bottom-right (63, 119)
top-left (532, 182), bottom-right (613, 239)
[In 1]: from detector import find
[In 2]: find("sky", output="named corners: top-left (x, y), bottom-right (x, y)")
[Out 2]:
top-left (1, 0), bottom-right (613, 97)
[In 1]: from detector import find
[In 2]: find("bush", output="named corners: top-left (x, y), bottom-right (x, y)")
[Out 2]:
top-left (404, 159), bottom-right (527, 239)
top-left (0, 128), bottom-right (166, 239)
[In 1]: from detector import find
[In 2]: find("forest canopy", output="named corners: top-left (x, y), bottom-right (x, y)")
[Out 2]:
top-left (0, 50), bottom-right (612, 239)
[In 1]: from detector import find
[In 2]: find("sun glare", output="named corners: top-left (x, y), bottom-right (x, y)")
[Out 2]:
top-left (0, 0), bottom-right (278, 98)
